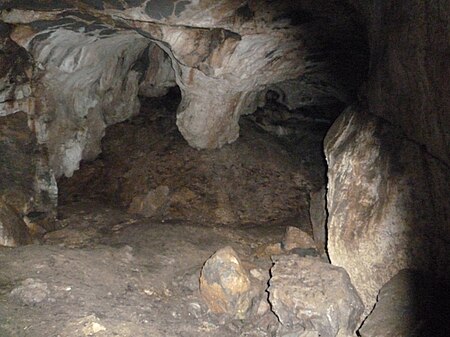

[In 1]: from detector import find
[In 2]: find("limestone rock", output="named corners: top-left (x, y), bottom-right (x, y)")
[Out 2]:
top-left (309, 187), bottom-right (327, 256)
top-left (325, 107), bottom-right (450, 315)
top-left (359, 269), bottom-right (426, 337)
top-left (0, 201), bottom-right (31, 247)
top-left (128, 185), bottom-right (170, 218)
top-left (281, 226), bottom-right (316, 251)
top-left (199, 246), bottom-right (255, 319)
top-left (10, 278), bottom-right (49, 305)
top-left (268, 255), bottom-right (364, 337)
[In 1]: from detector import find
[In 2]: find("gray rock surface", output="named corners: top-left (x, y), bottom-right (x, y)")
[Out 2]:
top-left (10, 278), bottom-right (49, 305)
top-left (359, 269), bottom-right (426, 337)
top-left (309, 187), bottom-right (327, 256)
top-left (268, 255), bottom-right (364, 337)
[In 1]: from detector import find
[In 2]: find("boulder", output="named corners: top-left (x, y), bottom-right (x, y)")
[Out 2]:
top-left (325, 107), bottom-right (450, 315)
top-left (199, 246), bottom-right (256, 319)
top-left (268, 255), bottom-right (364, 337)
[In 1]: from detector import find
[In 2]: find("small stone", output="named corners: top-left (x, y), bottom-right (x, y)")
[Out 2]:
top-left (250, 268), bottom-right (266, 281)
top-left (268, 255), bottom-right (364, 337)
top-left (10, 278), bottom-right (49, 306)
top-left (256, 242), bottom-right (283, 257)
top-left (82, 319), bottom-right (106, 335)
top-left (128, 185), bottom-right (170, 217)
top-left (281, 226), bottom-right (316, 251)
top-left (187, 302), bottom-right (203, 318)
top-left (199, 246), bottom-right (255, 319)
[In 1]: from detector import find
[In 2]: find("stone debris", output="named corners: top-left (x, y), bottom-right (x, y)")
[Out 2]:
top-left (359, 269), bottom-right (427, 337)
top-left (10, 278), bottom-right (49, 306)
top-left (281, 226), bottom-right (316, 251)
top-left (199, 246), bottom-right (256, 319)
top-left (128, 185), bottom-right (170, 217)
top-left (268, 255), bottom-right (364, 337)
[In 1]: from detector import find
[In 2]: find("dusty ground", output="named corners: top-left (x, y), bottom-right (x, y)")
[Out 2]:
top-left (0, 91), bottom-right (330, 337)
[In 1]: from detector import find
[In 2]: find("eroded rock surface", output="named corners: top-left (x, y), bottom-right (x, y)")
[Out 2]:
top-left (325, 107), bottom-right (450, 315)
top-left (268, 255), bottom-right (364, 337)
top-left (199, 246), bottom-right (256, 319)
top-left (0, 201), bottom-right (32, 247)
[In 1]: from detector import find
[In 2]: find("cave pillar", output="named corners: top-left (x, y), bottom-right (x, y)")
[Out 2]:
top-left (176, 67), bottom-right (258, 149)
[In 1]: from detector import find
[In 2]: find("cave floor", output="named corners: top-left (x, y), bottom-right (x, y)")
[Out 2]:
top-left (0, 96), bottom-right (331, 336)
top-left (0, 201), bottom-right (293, 337)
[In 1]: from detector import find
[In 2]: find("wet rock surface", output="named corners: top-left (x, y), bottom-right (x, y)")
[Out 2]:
top-left (268, 255), bottom-right (364, 337)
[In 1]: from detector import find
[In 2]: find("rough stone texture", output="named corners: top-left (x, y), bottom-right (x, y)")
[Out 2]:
top-left (23, 28), bottom-right (151, 177)
top-left (9, 278), bottom-right (49, 306)
top-left (138, 43), bottom-right (176, 98)
top-left (309, 187), bottom-right (327, 256)
top-left (0, 1), bottom-right (366, 151)
top-left (281, 226), bottom-right (315, 251)
top-left (268, 255), bottom-right (364, 337)
top-left (359, 269), bottom-right (426, 337)
top-left (199, 246), bottom-right (256, 319)
top-left (325, 107), bottom-right (450, 316)
top-left (0, 201), bottom-right (32, 247)
top-left (0, 111), bottom-right (57, 222)
top-left (358, 0), bottom-right (450, 165)
top-left (127, 185), bottom-right (170, 218)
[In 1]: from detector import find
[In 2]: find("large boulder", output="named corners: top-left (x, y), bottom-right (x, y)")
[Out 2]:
top-left (325, 107), bottom-right (450, 315)
top-left (268, 255), bottom-right (364, 337)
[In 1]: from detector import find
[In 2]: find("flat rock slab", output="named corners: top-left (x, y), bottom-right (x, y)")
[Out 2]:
top-left (268, 255), bottom-right (364, 337)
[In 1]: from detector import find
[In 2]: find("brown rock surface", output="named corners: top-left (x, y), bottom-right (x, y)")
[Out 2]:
top-left (281, 226), bottom-right (316, 251)
top-left (268, 255), bottom-right (364, 337)
top-left (199, 246), bottom-right (255, 319)
top-left (128, 185), bottom-right (170, 218)
top-left (325, 107), bottom-right (450, 315)
top-left (0, 201), bottom-right (31, 247)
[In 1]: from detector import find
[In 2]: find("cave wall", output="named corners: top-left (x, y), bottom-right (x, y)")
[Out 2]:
top-left (325, 0), bottom-right (450, 315)
top-left (353, 0), bottom-right (450, 165)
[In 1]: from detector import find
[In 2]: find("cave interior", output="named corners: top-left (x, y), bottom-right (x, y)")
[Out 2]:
top-left (0, 1), bottom-right (449, 336)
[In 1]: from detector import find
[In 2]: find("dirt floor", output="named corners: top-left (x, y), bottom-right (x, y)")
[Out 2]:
top-left (0, 91), bottom-right (331, 337)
